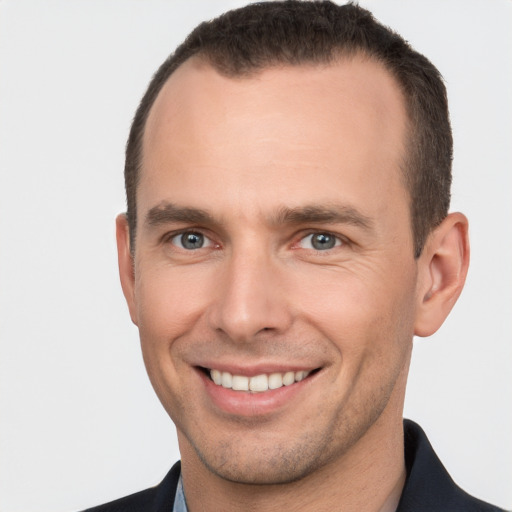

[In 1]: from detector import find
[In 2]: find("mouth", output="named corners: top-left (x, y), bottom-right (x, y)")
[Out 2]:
top-left (200, 367), bottom-right (320, 393)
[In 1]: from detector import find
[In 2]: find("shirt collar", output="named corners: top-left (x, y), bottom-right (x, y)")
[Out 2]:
top-left (173, 474), bottom-right (188, 512)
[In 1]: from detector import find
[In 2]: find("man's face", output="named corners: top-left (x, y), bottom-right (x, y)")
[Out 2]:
top-left (122, 57), bottom-right (421, 484)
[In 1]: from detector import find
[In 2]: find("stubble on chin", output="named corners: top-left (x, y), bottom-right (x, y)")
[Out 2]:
top-left (179, 384), bottom-right (397, 487)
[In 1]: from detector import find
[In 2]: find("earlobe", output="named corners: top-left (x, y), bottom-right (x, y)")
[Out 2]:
top-left (414, 212), bottom-right (470, 337)
top-left (116, 213), bottom-right (139, 325)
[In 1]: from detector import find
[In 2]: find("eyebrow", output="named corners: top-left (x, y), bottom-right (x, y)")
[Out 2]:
top-left (271, 204), bottom-right (374, 230)
top-left (145, 201), bottom-right (373, 231)
top-left (145, 202), bottom-right (215, 227)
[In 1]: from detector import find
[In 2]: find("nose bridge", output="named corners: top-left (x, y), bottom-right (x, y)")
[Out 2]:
top-left (209, 242), bottom-right (290, 342)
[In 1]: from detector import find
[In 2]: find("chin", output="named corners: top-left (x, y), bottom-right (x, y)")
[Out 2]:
top-left (186, 420), bottom-right (360, 486)
top-left (198, 448), bottom-right (322, 486)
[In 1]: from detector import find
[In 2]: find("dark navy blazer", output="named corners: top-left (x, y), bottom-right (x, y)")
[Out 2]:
top-left (83, 420), bottom-right (506, 511)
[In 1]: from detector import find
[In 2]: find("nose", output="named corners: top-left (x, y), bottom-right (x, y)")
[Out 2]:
top-left (207, 249), bottom-right (292, 343)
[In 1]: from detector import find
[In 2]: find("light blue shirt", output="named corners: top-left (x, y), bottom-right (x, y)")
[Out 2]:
top-left (173, 474), bottom-right (189, 512)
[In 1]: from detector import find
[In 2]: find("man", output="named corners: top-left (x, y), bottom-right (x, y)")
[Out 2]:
top-left (84, 2), bottom-right (503, 511)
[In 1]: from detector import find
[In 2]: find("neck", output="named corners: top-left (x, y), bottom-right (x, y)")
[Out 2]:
top-left (180, 414), bottom-right (406, 512)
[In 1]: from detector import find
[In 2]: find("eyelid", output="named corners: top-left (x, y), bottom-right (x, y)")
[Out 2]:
top-left (295, 230), bottom-right (347, 250)
top-left (161, 228), bottom-right (349, 252)
top-left (163, 228), bottom-right (218, 250)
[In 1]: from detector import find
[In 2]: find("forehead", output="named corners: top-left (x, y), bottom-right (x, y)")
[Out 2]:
top-left (145, 55), bottom-right (408, 151)
top-left (140, 56), bottom-right (409, 222)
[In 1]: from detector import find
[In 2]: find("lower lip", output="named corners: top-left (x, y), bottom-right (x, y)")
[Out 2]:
top-left (198, 370), bottom-right (315, 417)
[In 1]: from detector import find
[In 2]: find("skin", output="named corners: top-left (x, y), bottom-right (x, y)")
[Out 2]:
top-left (117, 56), bottom-right (469, 511)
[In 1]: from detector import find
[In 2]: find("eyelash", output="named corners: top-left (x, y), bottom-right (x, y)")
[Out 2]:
top-left (165, 230), bottom-right (216, 251)
top-left (163, 229), bottom-right (348, 253)
top-left (295, 231), bottom-right (345, 252)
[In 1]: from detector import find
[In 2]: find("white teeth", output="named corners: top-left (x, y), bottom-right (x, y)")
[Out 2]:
top-left (268, 373), bottom-right (283, 389)
top-left (249, 374), bottom-right (268, 392)
top-left (211, 369), bottom-right (222, 385)
top-left (295, 370), bottom-right (310, 382)
top-left (282, 371), bottom-right (295, 386)
top-left (221, 371), bottom-right (232, 389)
top-left (232, 375), bottom-right (249, 391)
top-left (210, 368), bottom-right (313, 392)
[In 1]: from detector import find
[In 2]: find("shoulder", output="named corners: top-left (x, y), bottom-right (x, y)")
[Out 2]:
top-left (81, 462), bottom-right (181, 512)
top-left (398, 420), bottom-right (506, 512)
top-left (82, 487), bottom-right (157, 512)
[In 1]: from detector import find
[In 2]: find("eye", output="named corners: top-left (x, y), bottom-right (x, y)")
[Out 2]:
top-left (298, 232), bottom-right (342, 251)
top-left (170, 231), bottom-right (213, 250)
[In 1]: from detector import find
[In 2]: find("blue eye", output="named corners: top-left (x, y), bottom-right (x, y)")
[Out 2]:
top-left (171, 232), bottom-right (211, 250)
top-left (299, 232), bottom-right (342, 250)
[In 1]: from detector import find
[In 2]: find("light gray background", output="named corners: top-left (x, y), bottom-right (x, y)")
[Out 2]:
top-left (0, 1), bottom-right (511, 511)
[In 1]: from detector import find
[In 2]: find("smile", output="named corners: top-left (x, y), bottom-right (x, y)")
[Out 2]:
top-left (208, 369), bottom-right (313, 393)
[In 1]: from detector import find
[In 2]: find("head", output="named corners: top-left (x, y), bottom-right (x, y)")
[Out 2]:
top-left (125, 0), bottom-right (453, 259)
top-left (116, 0), bottom-right (468, 490)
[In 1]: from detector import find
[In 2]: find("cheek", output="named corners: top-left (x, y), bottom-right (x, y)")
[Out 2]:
top-left (132, 265), bottom-right (215, 399)
top-left (290, 260), bottom-right (417, 355)
top-left (134, 264), bottom-right (213, 341)
top-left (133, 266), bottom-right (214, 415)
top-left (295, 266), bottom-right (416, 422)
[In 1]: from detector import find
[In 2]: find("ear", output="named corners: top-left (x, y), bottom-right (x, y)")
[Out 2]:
top-left (414, 212), bottom-right (470, 337)
top-left (116, 213), bottom-right (139, 325)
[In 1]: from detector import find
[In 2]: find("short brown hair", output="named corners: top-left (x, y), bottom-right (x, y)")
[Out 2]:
top-left (125, 1), bottom-right (452, 257)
